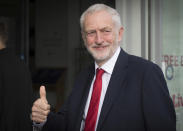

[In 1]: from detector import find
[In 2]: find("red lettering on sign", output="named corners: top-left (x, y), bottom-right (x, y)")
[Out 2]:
top-left (164, 55), bottom-right (169, 65)
top-left (181, 56), bottom-right (183, 66)
top-left (162, 55), bottom-right (183, 67)
top-left (169, 55), bottom-right (173, 65)
top-left (172, 94), bottom-right (183, 108)
top-left (174, 56), bottom-right (179, 66)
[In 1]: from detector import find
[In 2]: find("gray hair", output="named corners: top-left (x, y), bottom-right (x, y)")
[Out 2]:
top-left (80, 4), bottom-right (122, 32)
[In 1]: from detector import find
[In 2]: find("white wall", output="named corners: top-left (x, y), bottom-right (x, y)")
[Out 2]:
top-left (116, 0), bottom-right (144, 57)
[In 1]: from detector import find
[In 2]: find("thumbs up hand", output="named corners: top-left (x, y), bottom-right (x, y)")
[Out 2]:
top-left (31, 86), bottom-right (50, 123)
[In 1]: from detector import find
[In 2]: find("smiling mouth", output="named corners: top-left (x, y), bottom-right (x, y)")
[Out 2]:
top-left (93, 45), bottom-right (108, 50)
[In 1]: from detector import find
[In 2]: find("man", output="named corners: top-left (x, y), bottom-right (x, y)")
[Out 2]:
top-left (31, 4), bottom-right (176, 131)
top-left (0, 21), bottom-right (32, 130)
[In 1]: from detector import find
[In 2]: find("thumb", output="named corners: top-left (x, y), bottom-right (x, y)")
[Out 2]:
top-left (39, 85), bottom-right (47, 102)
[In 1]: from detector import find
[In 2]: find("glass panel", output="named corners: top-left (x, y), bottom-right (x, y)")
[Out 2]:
top-left (161, 0), bottom-right (183, 130)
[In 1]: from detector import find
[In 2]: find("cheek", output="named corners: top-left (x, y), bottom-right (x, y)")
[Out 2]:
top-left (104, 35), bottom-right (115, 44)
top-left (86, 38), bottom-right (94, 46)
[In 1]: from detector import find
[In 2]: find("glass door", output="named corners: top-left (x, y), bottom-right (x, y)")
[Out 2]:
top-left (161, 0), bottom-right (183, 130)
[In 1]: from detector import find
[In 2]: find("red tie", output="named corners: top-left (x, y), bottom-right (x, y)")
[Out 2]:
top-left (84, 68), bottom-right (105, 131)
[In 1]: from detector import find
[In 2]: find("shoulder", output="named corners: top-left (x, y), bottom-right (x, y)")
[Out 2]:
top-left (117, 49), bottom-right (161, 73)
top-left (124, 54), bottom-right (163, 79)
top-left (128, 54), bottom-right (161, 71)
top-left (125, 54), bottom-right (166, 90)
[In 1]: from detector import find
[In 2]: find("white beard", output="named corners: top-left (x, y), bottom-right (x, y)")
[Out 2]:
top-left (85, 38), bottom-right (119, 64)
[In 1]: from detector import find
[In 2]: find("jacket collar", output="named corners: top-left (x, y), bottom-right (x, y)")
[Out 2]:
top-left (97, 48), bottom-right (129, 130)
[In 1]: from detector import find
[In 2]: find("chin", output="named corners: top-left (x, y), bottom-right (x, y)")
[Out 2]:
top-left (92, 53), bottom-right (110, 62)
top-left (87, 46), bottom-right (115, 62)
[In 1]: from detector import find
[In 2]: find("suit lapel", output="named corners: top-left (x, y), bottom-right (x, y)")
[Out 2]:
top-left (75, 64), bottom-right (95, 130)
top-left (97, 49), bottom-right (129, 130)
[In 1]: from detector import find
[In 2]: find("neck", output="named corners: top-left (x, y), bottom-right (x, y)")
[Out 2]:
top-left (96, 59), bottom-right (107, 67)
top-left (96, 46), bottom-right (120, 67)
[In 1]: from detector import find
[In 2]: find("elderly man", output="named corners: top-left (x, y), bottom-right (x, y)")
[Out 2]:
top-left (32, 4), bottom-right (176, 131)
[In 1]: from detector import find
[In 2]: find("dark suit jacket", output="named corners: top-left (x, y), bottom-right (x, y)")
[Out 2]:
top-left (43, 49), bottom-right (176, 131)
top-left (0, 48), bottom-right (32, 131)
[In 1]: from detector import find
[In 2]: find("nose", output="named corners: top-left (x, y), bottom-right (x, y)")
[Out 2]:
top-left (95, 31), bottom-right (104, 44)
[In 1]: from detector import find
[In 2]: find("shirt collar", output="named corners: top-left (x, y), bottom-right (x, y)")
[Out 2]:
top-left (95, 47), bottom-right (121, 75)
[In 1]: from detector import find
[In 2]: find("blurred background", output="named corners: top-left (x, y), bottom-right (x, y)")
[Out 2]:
top-left (0, 0), bottom-right (183, 130)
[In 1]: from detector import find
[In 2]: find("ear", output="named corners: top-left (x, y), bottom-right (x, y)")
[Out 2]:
top-left (81, 31), bottom-right (87, 45)
top-left (81, 31), bottom-right (86, 41)
top-left (117, 27), bottom-right (124, 42)
top-left (81, 31), bottom-right (85, 40)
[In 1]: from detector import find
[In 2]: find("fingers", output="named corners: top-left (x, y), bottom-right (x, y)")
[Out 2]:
top-left (32, 106), bottom-right (50, 116)
top-left (31, 86), bottom-right (50, 123)
top-left (32, 98), bottom-right (50, 123)
top-left (33, 98), bottom-right (50, 111)
top-left (31, 111), bottom-right (47, 123)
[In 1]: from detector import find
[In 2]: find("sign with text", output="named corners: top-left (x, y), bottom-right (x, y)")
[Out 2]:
top-left (162, 0), bottom-right (183, 130)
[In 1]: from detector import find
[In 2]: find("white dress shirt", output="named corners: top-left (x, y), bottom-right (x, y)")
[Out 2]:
top-left (80, 47), bottom-right (121, 131)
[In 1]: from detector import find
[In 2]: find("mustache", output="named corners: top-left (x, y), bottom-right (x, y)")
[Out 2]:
top-left (91, 42), bottom-right (110, 48)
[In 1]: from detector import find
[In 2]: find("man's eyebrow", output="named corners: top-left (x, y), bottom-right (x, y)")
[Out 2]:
top-left (85, 26), bottom-right (112, 32)
top-left (100, 26), bottom-right (112, 29)
top-left (100, 27), bottom-right (112, 31)
top-left (85, 28), bottom-right (95, 32)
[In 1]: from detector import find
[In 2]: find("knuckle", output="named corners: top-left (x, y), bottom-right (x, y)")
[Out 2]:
top-left (42, 115), bottom-right (46, 120)
top-left (32, 112), bottom-right (36, 117)
top-left (44, 110), bottom-right (49, 116)
top-left (33, 99), bottom-right (39, 105)
top-left (47, 104), bottom-right (51, 110)
top-left (46, 110), bottom-right (50, 115)
top-left (32, 106), bottom-right (35, 111)
top-left (33, 99), bottom-right (40, 107)
top-left (43, 104), bottom-right (48, 110)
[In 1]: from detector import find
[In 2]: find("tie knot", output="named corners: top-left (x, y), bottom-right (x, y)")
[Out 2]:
top-left (96, 68), bottom-right (105, 78)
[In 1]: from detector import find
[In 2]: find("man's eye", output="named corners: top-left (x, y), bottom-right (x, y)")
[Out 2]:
top-left (104, 30), bottom-right (111, 32)
top-left (102, 30), bottom-right (111, 35)
top-left (101, 29), bottom-right (112, 33)
top-left (86, 31), bottom-right (96, 36)
top-left (88, 32), bottom-right (95, 34)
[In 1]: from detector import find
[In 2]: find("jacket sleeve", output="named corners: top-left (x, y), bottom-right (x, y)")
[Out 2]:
top-left (142, 63), bottom-right (176, 131)
top-left (42, 97), bottom-right (69, 131)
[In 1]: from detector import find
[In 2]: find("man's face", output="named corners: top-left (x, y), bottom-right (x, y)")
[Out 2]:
top-left (82, 10), bottom-right (123, 66)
